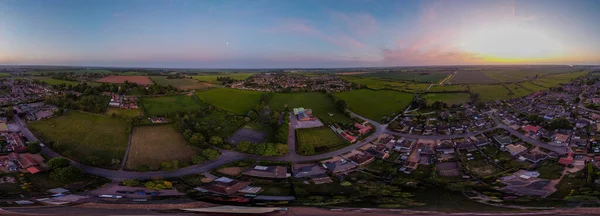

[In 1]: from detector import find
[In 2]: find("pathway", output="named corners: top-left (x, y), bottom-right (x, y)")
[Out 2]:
top-left (286, 112), bottom-right (297, 155)
top-left (119, 127), bottom-right (135, 170)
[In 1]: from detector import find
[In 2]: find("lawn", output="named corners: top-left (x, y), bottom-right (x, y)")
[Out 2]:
top-left (357, 72), bottom-right (449, 83)
top-left (268, 92), bottom-right (352, 124)
top-left (28, 111), bottom-right (129, 168)
top-left (518, 82), bottom-right (547, 91)
top-left (505, 83), bottom-right (534, 98)
top-left (427, 84), bottom-right (469, 92)
top-left (334, 89), bottom-right (413, 122)
top-left (468, 84), bottom-right (512, 101)
top-left (340, 76), bottom-right (409, 91)
top-left (32, 77), bottom-right (82, 86)
top-left (421, 93), bottom-right (471, 105)
top-left (296, 127), bottom-right (346, 155)
top-left (459, 150), bottom-right (499, 177)
top-left (106, 108), bottom-right (142, 118)
top-left (195, 88), bottom-right (263, 115)
top-left (141, 94), bottom-right (206, 116)
top-left (405, 83), bottom-right (431, 93)
top-left (536, 160), bottom-right (564, 180)
top-left (125, 125), bottom-right (199, 170)
top-left (191, 73), bottom-right (254, 83)
top-left (150, 76), bottom-right (216, 90)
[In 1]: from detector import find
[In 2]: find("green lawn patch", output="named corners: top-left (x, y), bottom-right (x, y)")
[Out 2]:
top-left (536, 160), bottom-right (564, 180)
top-left (141, 94), bottom-right (206, 116)
top-left (505, 83), bottom-right (534, 98)
top-left (106, 108), bottom-right (142, 118)
top-left (334, 89), bottom-right (413, 122)
top-left (29, 111), bottom-right (129, 168)
top-left (421, 93), bottom-right (471, 105)
top-left (33, 77), bottom-right (82, 86)
top-left (468, 84), bottom-right (512, 101)
top-left (518, 82), bottom-right (547, 91)
top-left (195, 88), bottom-right (263, 115)
top-left (269, 92), bottom-right (352, 124)
top-left (296, 127), bottom-right (346, 155)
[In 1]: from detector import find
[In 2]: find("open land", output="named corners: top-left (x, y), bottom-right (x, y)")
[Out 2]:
top-left (106, 108), bottom-right (142, 118)
top-left (422, 93), bottom-right (471, 105)
top-left (518, 82), bottom-right (547, 91)
top-left (150, 76), bottom-right (216, 90)
top-left (125, 125), bottom-right (198, 170)
top-left (357, 71), bottom-right (449, 83)
top-left (32, 77), bottom-right (83, 86)
top-left (141, 95), bottom-right (206, 116)
top-left (334, 89), bottom-right (413, 122)
top-left (268, 92), bottom-right (352, 124)
top-left (427, 84), bottom-right (469, 92)
top-left (191, 73), bottom-right (254, 83)
top-left (505, 83), bottom-right (534, 98)
top-left (296, 127), bottom-right (346, 155)
top-left (195, 88), bottom-right (263, 115)
top-left (468, 84), bottom-right (512, 101)
top-left (450, 71), bottom-right (498, 84)
top-left (96, 75), bottom-right (153, 85)
top-left (29, 111), bottom-right (129, 168)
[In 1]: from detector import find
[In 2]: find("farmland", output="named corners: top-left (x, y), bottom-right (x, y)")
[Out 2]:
top-left (449, 71), bottom-right (498, 84)
top-left (141, 95), bottom-right (206, 116)
top-left (296, 127), bottom-right (346, 155)
top-left (125, 125), bottom-right (199, 170)
top-left (404, 83), bottom-right (431, 93)
top-left (32, 77), bottom-right (82, 86)
top-left (268, 92), bottom-right (352, 124)
top-left (106, 108), bottom-right (142, 118)
top-left (191, 73), bottom-right (254, 83)
top-left (357, 72), bottom-right (449, 83)
top-left (421, 93), bottom-right (471, 105)
top-left (340, 76), bottom-right (407, 91)
top-left (334, 89), bottom-right (413, 122)
top-left (468, 84), bottom-right (512, 101)
top-left (150, 76), bottom-right (216, 90)
top-left (505, 83), bottom-right (534, 98)
top-left (96, 75), bottom-right (153, 85)
top-left (427, 84), bottom-right (469, 92)
top-left (518, 82), bottom-right (547, 91)
top-left (29, 111), bottom-right (129, 168)
top-left (195, 88), bottom-right (263, 115)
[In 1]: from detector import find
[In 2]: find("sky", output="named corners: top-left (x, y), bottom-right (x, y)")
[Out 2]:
top-left (1, 0), bottom-right (600, 68)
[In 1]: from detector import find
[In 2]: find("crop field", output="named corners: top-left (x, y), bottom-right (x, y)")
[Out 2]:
top-left (296, 127), bottom-right (346, 155)
top-left (96, 75), bottom-right (153, 85)
top-left (0, 73), bottom-right (10, 77)
top-left (450, 71), bottom-right (498, 84)
top-left (340, 76), bottom-right (408, 91)
top-left (405, 83), bottom-right (431, 93)
top-left (427, 84), bottom-right (469, 92)
top-left (421, 93), bottom-right (471, 105)
top-left (125, 125), bottom-right (198, 170)
top-left (357, 72), bottom-right (449, 83)
top-left (468, 84), bottom-right (512, 101)
top-left (150, 76), bottom-right (216, 90)
top-left (195, 88), bottom-right (262, 115)
top-left (141, 94), bottom-right (206, 116)
top-left (531, 80), bottom-right (556, 88)
top-left (268, 92), bottom-right (352, 124)
top-left (29, 111), bottom-right (129, 168)
top-left (106, 108), bottom-right (142, 118)
top-left (32, 77), bottom-right (82, 86)
top-left (518, 82), bottom-right (547, 91)
top-left (505, 83), bottom-right (534, 98)
top-left (191, 73), bottom-right (254, 83)
top-left (334, 89), bottom-right (413, 122)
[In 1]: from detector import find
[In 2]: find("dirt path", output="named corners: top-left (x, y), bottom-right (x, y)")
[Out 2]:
top-left (287, 112), bottom-right (297, 155)
top-left (120, 127), bottom-right (135, 170)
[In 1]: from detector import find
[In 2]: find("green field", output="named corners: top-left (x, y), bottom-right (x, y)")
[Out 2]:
top-left (427, 84), bottom-right (469, 92)
top-left (421, 93), bottom-right (471, 105)
top-left (195, 88), bottom-right (263, 115)
top-left (0, 72), bottom-right (10, 77)
top-left (405, 83), bottom-right (431, 93)
top-left (340, 76), bottom-right (408, 91)
top-left (150, 76), bottom-right (216, 90)
top-left (334, 89), bottom-right (413, 122)
top-left (296, 127), bottom-right (346, 155)
top-left (268, 92), bottom-right (352, 124)
top-left (518, 82), bottom-right (547, 91)
top-left (357, 72), bottom-right (449, 83)
top-left (505, 83), bottom-right (534, 98)
top-left (191, 73), bottom-right (254, 83)
top-left (126, 125), bottom-right (199, 170)
top-left (29, 111), bottom-right (129, 168)
top-left (106, 108), bottom-right (142, 118)
top-left (33, 77), bottom-right (82, 86)
top-left (141, 94), bottom-right (206, 116)
top-left (450, 71), bottom-right (498, 84)
top-left (468, 84), bottom-right (512, 101)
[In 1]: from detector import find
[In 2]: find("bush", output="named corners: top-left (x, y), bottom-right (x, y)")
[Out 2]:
top-left (122, 179), bottom-right (141, 187)
top-left (50, 166), bottom-right (82, 182)
top-left (201, 148), bottom-right (220, 160)
top-left (136, 165), bottom-right (151, 172)
top-left (144, 180), bottom-right (173, 190)
top-left (28, 142), bottom-right (41, 153)
top-left (192, 155), bottom-right (206, 164)
top-left (47, 157), bottom-right (71, 169)
top-left (83, 156), bottom-right (103, 166)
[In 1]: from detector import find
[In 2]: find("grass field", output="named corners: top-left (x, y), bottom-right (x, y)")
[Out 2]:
top-left (195, 88), bottom-right (263, 115)
top-left (0, 72), bottom-right (10, 77)
top-left (191, 73), bottom-right (254, 83)
top-left (468, 84), bottom-right (512, 101)
top-left (125, 125), bottom-right (198, 170)
top-left (150, 76), bottom-right (216, 90)
top-left (405, 83), bottom-right (431, 93)
top-left (421, 93), bottom-right (471, 105)
top-left (427, 84), bottom-right (469, 92)
top-left (32, 77), bottom-right (82, 86)
top-left (450, 71), bottom-right (498, 84)
top-left (268, 92), bottom-right (352, 124)
top-left (29, 111), bottom-right (129, 168)
top-left (106, 108), bottom-right (142, 118)
top-left (340, 76), bottom-right (408, 91)
top-left (357, 72), bottom-right (449, 83)
top-left (141, 94), bottom-right (206, 116)
top-left (334, 89), bottom-right (413, 122)
top-left (505, 83), bottom-right (534, 98)
top-left (296, 127), bottom-right (346, 155)
top-left (518, 82), bottom-right (547, 91)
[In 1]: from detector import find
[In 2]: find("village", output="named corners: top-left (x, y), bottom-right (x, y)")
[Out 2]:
top-left (230, 73), bottom-right (355, 92)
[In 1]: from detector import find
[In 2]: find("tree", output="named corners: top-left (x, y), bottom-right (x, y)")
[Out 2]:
top-left (237, 140), bottom-right (252, 152)
top-left (247, 110), bottom-right (258, 120)
top-left (298, 143), bottom-right (315, 155)
top-left (201, 148), bottom-right (220, 160)
top-left (121, 179), bottom-right (141, 187)
top-left (192, 155), bottom-right (206, 164)
top-left (276, 143), bottom-right (288, 155)
top-left (470, 93), bottom-right (480, 102)
top-left (209, 136), bottom-right (223, 146)
top-left (183, 129), bottom-right (193, 139)
top-left (83, 156), bottom-right (103, 166)
top-left (189, 133), bottom-right (205, 146)
top-left (28, 142), bottom-right (41, 154)
top-left (50, 166), bottom-right (82, 182)
top-left (47, 157), bottom-right (70, 169)
top-left (549, 118), bottom-right (573, 130)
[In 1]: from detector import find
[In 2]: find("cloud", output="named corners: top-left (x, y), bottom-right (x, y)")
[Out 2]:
top-left (330, 11), bottom-right (378, 37)
top-left (267, 19), bottom-right (363, 49)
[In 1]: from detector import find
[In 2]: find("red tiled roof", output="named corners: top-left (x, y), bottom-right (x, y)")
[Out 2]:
top-left (26, 166), bottom-right (41, 174)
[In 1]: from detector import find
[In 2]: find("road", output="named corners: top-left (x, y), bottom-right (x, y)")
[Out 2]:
top-left (15, 108), bottom-right (566, 180)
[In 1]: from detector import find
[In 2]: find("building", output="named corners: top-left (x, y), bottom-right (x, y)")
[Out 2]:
top-left (506, 144), bottom-right (527, 155)
top-left (198, 177), bottom-right (251, 195)
top-left (293, 107), bottom-right (317, 121)
top-left (242, 166), bottom-right (288, 179)
top-left (321, 157), bottom-right (356, 174)
top-left (292, 163), bottom-right (332, 184)
top-left (354, 122), bottom-right (373, 135)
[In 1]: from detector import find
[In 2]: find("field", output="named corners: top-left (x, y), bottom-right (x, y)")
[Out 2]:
top-left (334, 89), bottom-right (413, 122)
top-left (340, 76), bottom-right (408, 91)
top-left (357, 72), bottom-right (449, 83)
top-left (195, 88), bottom-right (263, 114)
top-left (518, 82), bottom-right (547, 91)
top-left (468, 84), bottom-right (512, 101)
top-left (0, 72), bottom-right (10, 77)
top-left (33, 77), bottom-right (82, 86)
top-left (421, 93), bottom-right (471, 105)
top-left (96, 75), bottom-right (153, 85)
top-left (505, 83), bottom-right (534, 98)
top-left (268, 92), bottom-right (352, 124)
top-left (141, 95), bottom-right (206, 116)
top-left (29, 111), bottom-right (129, 168)
top-left (450, 71), bottom-right (498, 84)
top-left (296, 127), bottom-right (346, 155)
top-left (150, 76), bottom-right (216, 90)
top-left (404, 83), bottom-right (431, 93)
top-left (191, 73), bottom-right (254, 83)
top-left (125, 125), bottom-right (198, 170)
top-left (427, 84), bottom-right (469, 92)
top-left (106, 108), bottom-right (142, 118)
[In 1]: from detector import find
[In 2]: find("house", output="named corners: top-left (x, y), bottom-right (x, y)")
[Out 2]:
top-left (522, 125), bottom-right (541, 134)
top-left (455, 141), bottom-right (476, 152)
top-left (242, 166), bottom-right (288, 179)
top-left (294, 107), bottom-right (317, 121)
top-left (321, 157), bottom-right (356, 174)
top-left (199, 177), bottom-right (251, 195)
top-left (354, 122), bottom-right (372, 135)
top-left (519, 151), bottom-right (548, 164)
top-left (558, 152), bottom-right (574, 166)
top-left (436, 140), bottom-right (455, 154)
top-left (394, 139), bottom-right (414, 153)
top-left (292, 163), bottom-right (327, 178)
top-left (494, 135), bottom-right (512, 146)
top-left (506, 144), bottom-right (527, 155)
top-left (343, 150), bottom-right (375, 165)
top-left (554, 133), bottom-right (570, 144)
top-left (365, 146), bottom-right (389, 159)
top-left (471, 136), bottom-right (490, 147)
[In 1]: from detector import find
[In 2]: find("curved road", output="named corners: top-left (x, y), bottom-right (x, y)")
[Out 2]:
top-left (15, 109), bottom-right (566, 181)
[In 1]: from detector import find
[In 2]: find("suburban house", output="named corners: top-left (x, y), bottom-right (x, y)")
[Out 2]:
top-left (343, 150), bottom-right (375, 166)
top-left (321, 157), bottom-right (356, 174)
top-left (519, 151), bottom-right (549, 163)
top-left (242, 165), bottom-right (289, 179)
top-left (198, 177), bottom-right (251, 195)
top-left (455, 140), bottom-right (477, 152)
top-left (394, 139), bottom-right (414, 153)
top-left (330, 125), bottom-right (357, 143)
top-left (522, 125), bottom-right (542, 135)
top-left (293, 107), bottom-right (317, 121)
top-left (506, 144), bottom-right (527, 155)
top-left (354, 122), bottom-right (373, 135)
top-left (553, 133), bottom-right (570, 145)
top-left (364, 146), bottom-right (389, 159)
top-left (292, 163), bottom-right (331, 184)
top-left (436, 140), bottom-right (455, 154)
top-left (8, 133), bottom-right (27, 153)
top-left (558, 152), bottom-right (574, 166)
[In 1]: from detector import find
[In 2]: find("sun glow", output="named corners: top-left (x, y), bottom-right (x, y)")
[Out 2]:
top-left (460, 24), bottom-right (566, 62)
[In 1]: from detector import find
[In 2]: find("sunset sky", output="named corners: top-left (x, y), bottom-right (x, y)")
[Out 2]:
top-left (1, 0), bottom-right (599, 68)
